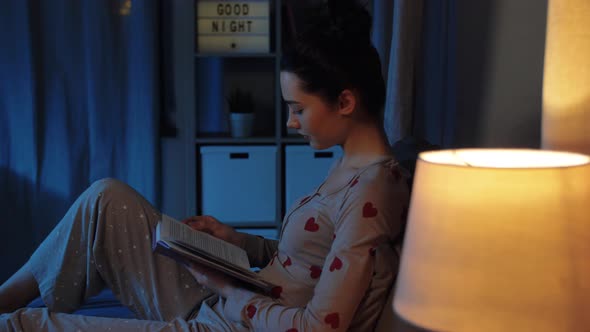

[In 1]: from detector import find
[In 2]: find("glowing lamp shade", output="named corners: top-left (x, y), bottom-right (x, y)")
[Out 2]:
top-left (394, 149), bottom-right (590, 332)
top-left (542, 0), bottom-right (590, 155)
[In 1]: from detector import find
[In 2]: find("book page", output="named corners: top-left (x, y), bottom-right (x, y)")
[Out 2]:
top-left (161, 215), bottom-right (250, 269)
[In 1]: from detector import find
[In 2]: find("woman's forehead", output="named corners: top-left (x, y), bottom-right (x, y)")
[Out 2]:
top-left (280, 72), bottom-right (303, 89)
top-left (280, 71), bottom-right (335, 107)
top-left (280, 71), bottom-right (306, 100)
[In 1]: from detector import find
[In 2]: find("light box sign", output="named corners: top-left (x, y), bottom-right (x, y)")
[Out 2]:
top-left (197, 0), bottom-right (270, 53)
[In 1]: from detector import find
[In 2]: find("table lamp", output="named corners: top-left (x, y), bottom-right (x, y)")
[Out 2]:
top-left (393, 149), bottom-right (590, 332)
top-left (542, 0), bottom-right (590, 155)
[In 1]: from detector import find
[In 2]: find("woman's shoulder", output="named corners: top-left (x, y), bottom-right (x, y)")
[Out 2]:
top-left (356, 157), bottom-right (410, 188)
top-left (337, 157), bottom-right (410, 210)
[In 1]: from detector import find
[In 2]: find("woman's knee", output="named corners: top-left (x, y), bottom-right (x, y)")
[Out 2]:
top-left (87, 178), bottom-right (157, 219)
top-left (88, 178), bottom-right (138, 200)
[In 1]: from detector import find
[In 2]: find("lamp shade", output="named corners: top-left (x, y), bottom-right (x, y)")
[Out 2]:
top-left (542, 0), bottom-right (590, 155)
top-left (394, 149), bottom-right (590, 332)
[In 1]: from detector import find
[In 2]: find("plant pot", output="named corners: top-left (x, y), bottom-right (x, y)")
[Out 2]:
top-left (229, 113), bottom-right (255, 138)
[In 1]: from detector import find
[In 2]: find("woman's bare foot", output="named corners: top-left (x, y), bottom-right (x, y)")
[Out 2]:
top-left (0, 262), bottom-right (40, 314)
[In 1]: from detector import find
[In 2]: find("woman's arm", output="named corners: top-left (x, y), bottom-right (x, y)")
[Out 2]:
top-left (240, 233), bottom-right (279, 268)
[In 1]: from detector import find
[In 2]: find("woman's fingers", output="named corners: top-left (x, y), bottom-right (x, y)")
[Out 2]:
top-left (181, 216), bottom-right (217, 236)
top-left (181, 217), bottom-right (205, 227)
top-left (182, 215), bottom-right (215, 225)
top-left (185, 262), bottom-right (236, 298)
top-left (180, 217), bottom-right (194, 225)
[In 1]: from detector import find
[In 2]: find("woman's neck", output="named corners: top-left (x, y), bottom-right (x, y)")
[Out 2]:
top-left (339, 121), bottom-right (393, 169)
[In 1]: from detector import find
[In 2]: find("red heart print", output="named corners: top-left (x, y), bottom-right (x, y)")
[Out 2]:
top-left (286, 329), bottom-right (298, 332)
top-left (304, 217), bottom-right (320, 232)
top-left (309, 265), bottom-right (322, 279)
top-left (329, 257), bottom-right (343, 272)
top-left (363, 202), bottom-right (378, 218)
top-left (246, 304), bottom-right (256, 319)
top-left (282, 257), bottom-right (292, 267)
top-left (350, 178), bottom-right (359, 188)
top-left (271, 286), bottom-right (283, 298)
top-left (325, 312), bottom-right (340, 329)
top-left (369, 247), bottom-right (376, 256)
top-left (300, 195), bottom-right (310, 205)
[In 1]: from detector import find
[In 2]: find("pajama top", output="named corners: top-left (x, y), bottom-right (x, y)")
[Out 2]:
top-left (213, 157), bottom-right (410, 331)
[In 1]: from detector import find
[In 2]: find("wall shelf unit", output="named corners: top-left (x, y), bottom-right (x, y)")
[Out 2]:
top-left (191, 0), bottom-right (285, 238)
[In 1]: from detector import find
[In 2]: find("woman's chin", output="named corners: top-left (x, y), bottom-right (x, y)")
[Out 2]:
top-left (308, 141), bottom-right (320, 149)
top-left (308, 141), bottom-right (331, 150)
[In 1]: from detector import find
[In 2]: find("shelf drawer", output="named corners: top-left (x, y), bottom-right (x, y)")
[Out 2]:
top-left (284, 145), bottom-right (343, 209)
top-left (200, 145), bottom-right (277, 224)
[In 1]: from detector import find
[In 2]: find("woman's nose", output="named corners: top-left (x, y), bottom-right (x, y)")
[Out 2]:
top-left (286, 112), bottom-right (300, 129)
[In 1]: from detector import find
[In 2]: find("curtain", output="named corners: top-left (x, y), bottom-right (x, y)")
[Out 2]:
top-left (0, 0), bottom-right (161, 283)
top-left (373, 0), bottom-right (456, 148)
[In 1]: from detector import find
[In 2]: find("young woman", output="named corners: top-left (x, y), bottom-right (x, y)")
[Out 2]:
top-left (0, 0), bottom-right (409, 330)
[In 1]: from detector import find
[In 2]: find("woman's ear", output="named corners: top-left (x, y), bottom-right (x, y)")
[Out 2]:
top-left (337, 89), bottom-right (356, 116)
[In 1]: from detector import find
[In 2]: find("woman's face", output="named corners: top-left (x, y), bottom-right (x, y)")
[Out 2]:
top-left (280, 71), bottom-right (348, 150)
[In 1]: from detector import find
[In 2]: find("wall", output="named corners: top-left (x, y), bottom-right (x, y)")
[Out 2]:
top-left (455, 0), bottom-right (548, 148)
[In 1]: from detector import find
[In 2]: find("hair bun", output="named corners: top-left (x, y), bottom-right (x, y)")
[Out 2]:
top-left (301, 0), bottom-right (372, 48)
top-left (326, 0), bottom-right (372, 44)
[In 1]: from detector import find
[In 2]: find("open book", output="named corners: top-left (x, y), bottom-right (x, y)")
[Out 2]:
top-left (153, 215), bottom-right (278, 297)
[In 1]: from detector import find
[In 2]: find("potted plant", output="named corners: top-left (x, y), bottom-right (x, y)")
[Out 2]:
top-left (226, 88), bottom-right (255, 138)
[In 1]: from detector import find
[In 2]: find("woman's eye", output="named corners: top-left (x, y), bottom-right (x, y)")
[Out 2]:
top-left (287, 105), bottom-right (304, 115)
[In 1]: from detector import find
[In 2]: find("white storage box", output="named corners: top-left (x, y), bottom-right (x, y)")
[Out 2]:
top-left (200, 145), bottom-right (277, 225)
top-left (285, 145), bottom-right (343, 208)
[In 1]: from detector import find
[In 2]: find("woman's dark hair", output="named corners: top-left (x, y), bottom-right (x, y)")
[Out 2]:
top-left (281, 0), bottom-right (385, 118)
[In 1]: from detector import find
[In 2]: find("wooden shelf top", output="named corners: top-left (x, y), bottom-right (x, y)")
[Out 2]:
top-left (196, 136), bottom-right (275, 144)
top-left (195, 136), bottom-right (308, 144)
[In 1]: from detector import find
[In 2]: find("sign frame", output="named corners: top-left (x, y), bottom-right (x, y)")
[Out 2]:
top-left (196, 0), bottom-right (271, 54)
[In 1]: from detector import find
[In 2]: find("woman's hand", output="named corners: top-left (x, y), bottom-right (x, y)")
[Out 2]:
top-left (184, 262), bottom-right (237, 298)
top-left (181, 215), bottom-right (245, 248)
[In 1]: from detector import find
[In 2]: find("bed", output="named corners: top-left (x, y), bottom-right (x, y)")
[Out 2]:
top-left (28, 289), bottom-right (135, 319)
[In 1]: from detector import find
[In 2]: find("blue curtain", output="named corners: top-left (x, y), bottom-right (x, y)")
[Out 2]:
top-left (0, 0), bottom-right (161, 283)
top-left (373, 0), bottom-right (456, 148)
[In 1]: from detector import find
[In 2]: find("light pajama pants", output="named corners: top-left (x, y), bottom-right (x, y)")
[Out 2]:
top-left (0, 178), bottom-right (238, 332)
